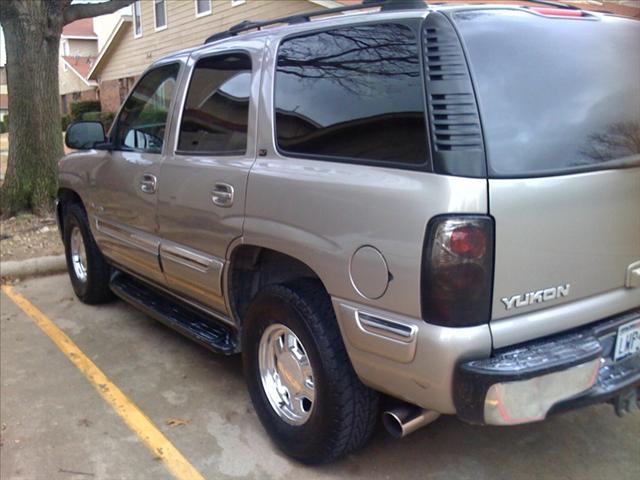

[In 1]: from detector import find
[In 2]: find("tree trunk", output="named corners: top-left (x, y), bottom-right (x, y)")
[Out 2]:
top-left (1, 2), bottom-right (63, 215)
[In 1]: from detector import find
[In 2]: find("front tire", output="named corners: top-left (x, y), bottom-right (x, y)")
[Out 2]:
top-left (63, 203), bottom-right (113, 304)
top-left (242, 280), bottom-right (379, 464)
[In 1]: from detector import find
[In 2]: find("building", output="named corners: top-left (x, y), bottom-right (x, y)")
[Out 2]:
top-left (59, 18), bottom-right (99, 114)
top-left (87, 0), bottom-right (639, 113)
top-left (88, 0), bottom-right (342, 112)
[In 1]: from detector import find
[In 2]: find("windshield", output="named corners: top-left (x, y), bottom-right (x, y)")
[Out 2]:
top-left (453, 10), bottom-right (640, 177)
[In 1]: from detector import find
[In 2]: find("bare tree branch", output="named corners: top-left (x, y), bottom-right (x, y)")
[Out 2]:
top-left (63, 0), bottom-right (135, 25)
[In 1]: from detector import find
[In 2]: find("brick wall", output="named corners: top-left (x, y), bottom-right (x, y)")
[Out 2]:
top-left (99, 79), bottom-right (121, 112)
top-left (99, 77), bottom-right (136, 113)
top-left (79, 89), bottom-right (98, 102)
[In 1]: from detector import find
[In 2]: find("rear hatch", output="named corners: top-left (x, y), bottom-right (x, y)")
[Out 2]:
top-left (452, 8), bottom-right (640, 337)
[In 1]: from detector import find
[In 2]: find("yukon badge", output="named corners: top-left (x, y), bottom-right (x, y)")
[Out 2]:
top-left (501, 284), bottom-right (570, 310)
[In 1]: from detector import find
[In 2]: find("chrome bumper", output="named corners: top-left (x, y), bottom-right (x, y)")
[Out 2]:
top-left (454, 309), bottom-right (640, 425)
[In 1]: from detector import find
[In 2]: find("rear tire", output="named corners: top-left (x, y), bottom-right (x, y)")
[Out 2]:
top-left (63, 203), bottom-right (113, 304)
top-left (242, 279), bottom-right (379, 464)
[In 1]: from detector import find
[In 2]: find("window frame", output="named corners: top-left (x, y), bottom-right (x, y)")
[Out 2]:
top-left (231, 0), bottom-right (246, 7)
top-left (272, 19), bottom-right (433, 172)
top-left (110, 62), bottom-right (182, 154)
top-left (195, 0), bottom-right (212, 18)
top-left (174, 50), bottom-right (253, 157)
top-left (153, 0), bottom-right (168, 32)
top-left (132, 0), bottom-right (142, 38)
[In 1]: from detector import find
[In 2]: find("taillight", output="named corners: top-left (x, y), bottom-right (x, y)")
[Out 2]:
top-left (421, 215), bottom-right (494, 327)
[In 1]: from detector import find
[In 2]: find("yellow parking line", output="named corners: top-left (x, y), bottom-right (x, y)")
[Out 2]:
top-left (1, 285), bottom-right (205, 480)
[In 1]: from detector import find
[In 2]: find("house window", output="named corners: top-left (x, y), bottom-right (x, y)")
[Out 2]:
top-left (62, 40), bottom-right (70, 56)
top-left (154, 0), bottom-right (167, 31)
top-left (133, 1), bottom-right (142, 38)
top-left (231, 0), bottom-right (246, 6)
top-left (195, 0), bottom-right (212, 17)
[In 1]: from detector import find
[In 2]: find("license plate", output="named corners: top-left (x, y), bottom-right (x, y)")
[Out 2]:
top-left (613, 318), bottom-right (640, 361)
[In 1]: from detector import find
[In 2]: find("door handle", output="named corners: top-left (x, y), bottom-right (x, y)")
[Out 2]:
top-left (211, 183), bottom-right (234, 207)
top-left (140, 174), bottom-right (157, 194)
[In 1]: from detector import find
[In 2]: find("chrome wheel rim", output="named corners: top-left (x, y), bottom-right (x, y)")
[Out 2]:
top-left (258, 323), bottom-right (315, 425)
top-left (70, 226), bottom-right (88, 283)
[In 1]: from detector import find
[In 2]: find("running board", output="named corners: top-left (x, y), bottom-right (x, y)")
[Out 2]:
top-left (110, 271), bottom-right (238, 355)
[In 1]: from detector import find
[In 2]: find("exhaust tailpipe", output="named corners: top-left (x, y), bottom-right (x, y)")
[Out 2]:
top-left (383, 403), bottom-right (440, 438)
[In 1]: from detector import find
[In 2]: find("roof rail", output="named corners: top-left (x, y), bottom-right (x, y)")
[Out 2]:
top-left (524, 0), bottom-right (580, 9)
top-left (204, 0), bottom-right (427, 45)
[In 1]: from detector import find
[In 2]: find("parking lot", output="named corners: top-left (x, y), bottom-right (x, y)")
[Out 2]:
top-left (1, 274), bottom-right (639, 480)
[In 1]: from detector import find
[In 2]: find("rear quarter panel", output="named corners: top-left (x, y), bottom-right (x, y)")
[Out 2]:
top-left (242, 35), bottom-right (488, 318)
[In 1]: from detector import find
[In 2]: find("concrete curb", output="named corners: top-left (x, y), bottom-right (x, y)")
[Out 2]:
top-left (0, 255), bottom-right (67, 279)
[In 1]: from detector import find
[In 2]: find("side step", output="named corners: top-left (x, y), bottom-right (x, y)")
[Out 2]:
top-left (110, 271), bottom-right (238, 355)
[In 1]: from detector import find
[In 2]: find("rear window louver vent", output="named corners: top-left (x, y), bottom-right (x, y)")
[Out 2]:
top-left (423, 14), bottom-right (486, 177)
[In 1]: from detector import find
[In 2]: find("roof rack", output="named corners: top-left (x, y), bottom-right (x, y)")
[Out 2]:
top-left (524, 0), bottom-right (580, 10)
top-left (204, 0), bottom-right (427, 44)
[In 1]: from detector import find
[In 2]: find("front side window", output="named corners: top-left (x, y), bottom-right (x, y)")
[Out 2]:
top-left (154, 0), bottom-right (167, 31)
top-left (113, 63), bottom-right (180, 153)
top-left (275, 23), bottom-right (428, 166)
top-left (133, 1), bottom-right (142, 38)
top-left (178, 54), bottom-right (251, 155)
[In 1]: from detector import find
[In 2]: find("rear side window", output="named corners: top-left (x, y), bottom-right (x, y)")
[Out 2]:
top-left (454, 10), bottom-right (640, 177)
top-left (274, 23), bottom-right (428, 166)
top-left (178, 53), bottom-right (251, 155)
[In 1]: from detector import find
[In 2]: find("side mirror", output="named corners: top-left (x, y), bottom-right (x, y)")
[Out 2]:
top-left (65, 121), bottom-right (108, 150)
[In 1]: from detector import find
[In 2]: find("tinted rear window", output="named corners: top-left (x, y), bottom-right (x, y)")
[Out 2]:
top-left (274, 23), bottom-right (428, 166)
top-left (454, 11), bottom-right (640, 177)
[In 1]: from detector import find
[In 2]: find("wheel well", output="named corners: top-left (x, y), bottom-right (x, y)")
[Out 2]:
top-left (228, 246), bottom-right (326, 324)
top-left (56, 188), bottom-right (85, 234)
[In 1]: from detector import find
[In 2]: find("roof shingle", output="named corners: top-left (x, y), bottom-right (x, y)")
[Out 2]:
top-left (62, 18), bottom-right (96, 38)
top-left (63, 56), bottom-right (97, 81)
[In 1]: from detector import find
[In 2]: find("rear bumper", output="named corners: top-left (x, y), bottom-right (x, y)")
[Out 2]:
top-left (454, 309), bottom-right (640, 425)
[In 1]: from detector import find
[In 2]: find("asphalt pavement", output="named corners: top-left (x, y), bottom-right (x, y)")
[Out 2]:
top-left (1, 274), bottom-right (639, 480)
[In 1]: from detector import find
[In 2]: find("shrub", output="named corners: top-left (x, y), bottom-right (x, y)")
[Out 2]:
top-left (82, 111), bottom-right (115, 132)
top-left (138, 107), bottom-right (167, 125)
top-left (70, 100), bottom-right (101, 121)
top-left (0, 115), bottom-right (8, 133)
top-left (61, 114), bottom-right (72, 132)
top-left (82, 111), bottom-right (101, 122)
top-left (100, 111), bottom-right (115, 132)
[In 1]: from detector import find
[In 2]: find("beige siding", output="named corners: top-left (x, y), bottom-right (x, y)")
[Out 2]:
top-left (97, 0), bottom-right (319, 81)
top-left (59, 61), bottom-right (94, 96)
top-left (66, 38), bottom-right (99, 57)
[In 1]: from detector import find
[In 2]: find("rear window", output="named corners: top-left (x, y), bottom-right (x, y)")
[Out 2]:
top-left (274, 23), bottom-right (429, 167)
top-left (454, 10), bottom-right (640, 177)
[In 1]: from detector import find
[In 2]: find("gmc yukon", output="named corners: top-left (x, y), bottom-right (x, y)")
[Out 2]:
top-left (57, 0), bottom-right (640, 464)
